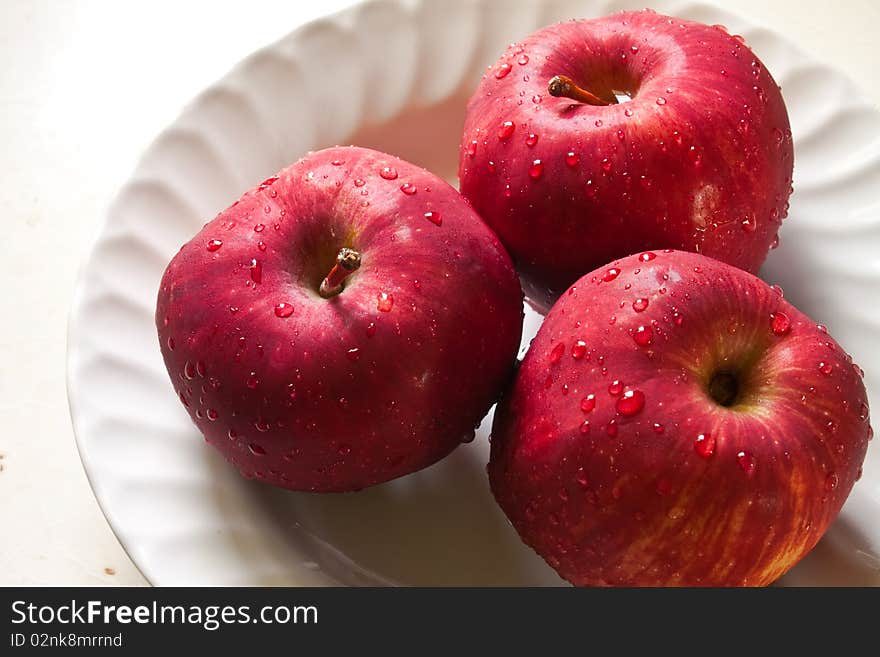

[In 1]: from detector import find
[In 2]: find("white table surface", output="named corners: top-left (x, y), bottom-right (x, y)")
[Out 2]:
top-left (1, 0), bottom-right (878, 586)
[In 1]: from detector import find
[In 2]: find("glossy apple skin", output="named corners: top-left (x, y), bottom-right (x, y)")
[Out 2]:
top-left (157, 146), bottom-right (524, 492)
top-left (488, 250), bottom-right (871, 586)
top-left (459, 10), bottom-right (793, 310)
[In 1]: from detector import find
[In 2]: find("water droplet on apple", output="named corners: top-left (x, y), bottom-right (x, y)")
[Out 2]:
top-left (274, 302), bottom-right (294, 318)
top-left (400, 182), bottom-right (417, 195)
top-left (824, 472), bottom-right (839, 492)
top-left (354, 178), bottom-right (366, 187)
top-left (858, 402), bottom-right (869, 421)
top-left (258, 175), bottom-right (278, 190)
top-left (632, 298), bottom-right (649, 312)
top-left (254, 223), bottom-right (265, 233)
top-left (632, 325), bottom-right (653, 346)
top-left (424, 211), bottom-right (441, 226)
top-left (818, 361), bottom-right (833, 376)
top-left (656, 97), bottom-right (667, 106)
top-left (652, 422), bottom-right (665, 434)
top-left (517, 54), bottom-right (529, 65)
top-left (246, 372), bottom-right (259, 389)
top-left (694, 433), bottom-right (715, 458)
top-left (250, 258), bottom-right (262, 283)
top-left (346, 347), bottom-right (360, 362)
top-left (206, 239), bottom-right (223, 251)
top-left (579, 420), bottom-right (591, 434)
top-left (498, 121), bottom-right (515, 140)
top-left (206, 408), bottom-right (218, 421)
top-left (466, 140), bottom-right (477, 157)
top-left (331, 159), bottom-right (344, 166)
top-left (366, 322), bottom-right (377, 337)
top-left (249, 443), bottom-right (266, 455)
top-left (525, 133), bottom-right (539, 147)
top-left (571, 340), bottom-right (587, 359)
top-left (377, 292), bottom-right (394, 312)
top-left (600, 158), bottom-right (612, 173)
top-left (608, 380), bottom-right (624, 396)
top-left (576, 468), bottom-right (589, 488)
top-left (183, 361), bottom-right (196, 380)
top-left (770, 311), bottom-right (791, 336)
top-left (565, 151), bottom-right (580, 167)
top-left (380, 166), bottom-right (398, 180)
top-left (594, 120), bottom-right (603, 127)
top-left (602, 268), bottom-right (620, 282)
top-left (495, 62), bottom-right (512, 79)
top-left (639, 251), bottom-right (656, 262)
top-left (529, 159), bottom-right (543, 180)
top-left (616, 390), bottom-right (645, 416)
top-left (606, 420), bottom-right (618, 437)
top-left (736, 450), bottom-right (757, 476)
top-left (581, 394), bottom-right (596, 413)
top-left (585, 179), bottom-right (598, 199)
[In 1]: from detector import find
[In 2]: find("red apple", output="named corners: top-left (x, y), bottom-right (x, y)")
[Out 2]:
top-left (488, 250), bottom-right (871, 586)
top-left (459, 10), bottom-right (793, 310)
top-left (157, 146), bottom-right (523, 492)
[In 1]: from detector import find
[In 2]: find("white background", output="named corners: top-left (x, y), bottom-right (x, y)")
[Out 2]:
top-left (1, 0), bottom-right (878, 586)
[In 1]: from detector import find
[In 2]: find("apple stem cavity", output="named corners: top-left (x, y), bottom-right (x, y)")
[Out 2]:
top-left (547, 75), bottom-right (618, 106)
top-left (708, 370), bottom-right (740, 407)
top-left (319, 247), bottom-right (362, 298)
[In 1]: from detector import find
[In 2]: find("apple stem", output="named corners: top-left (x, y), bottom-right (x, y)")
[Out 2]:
top-left (319, 248), bottom-right (361, 298)
top-left (547, 75), bottom-right (618, 106)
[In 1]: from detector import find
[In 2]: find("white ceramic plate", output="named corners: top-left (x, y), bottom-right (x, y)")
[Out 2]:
top-left (68, 0), bottom-right (880, 585)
